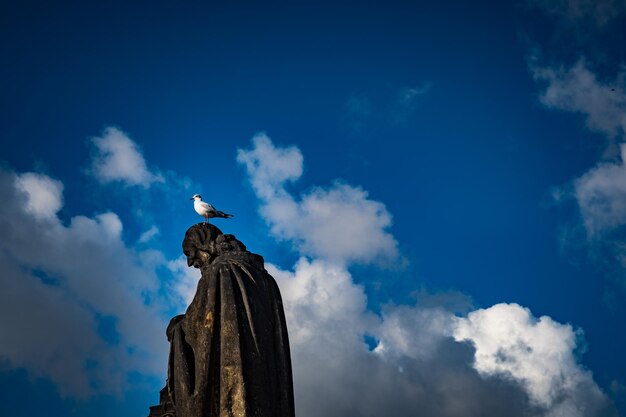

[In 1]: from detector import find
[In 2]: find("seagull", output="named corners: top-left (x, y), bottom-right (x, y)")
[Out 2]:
top-left (190, 194), bottom-right (234, 223)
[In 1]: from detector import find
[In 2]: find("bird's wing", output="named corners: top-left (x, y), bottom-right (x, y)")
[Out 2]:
top-left (199, 201), bottom-right (216, 212)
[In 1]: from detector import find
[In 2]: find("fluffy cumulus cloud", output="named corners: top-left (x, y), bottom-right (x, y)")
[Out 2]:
top-left (0, 168), bottom-right (172, 397)
top-left (532, 60), bottom-right (626, 140)
top-left (574, 143), bottom-right (626, 235)
top-left (14, 172), bottom-right (64, 220)
top-left (237, 133), bottom-right (398, 264)
top-left (89, 126), bottom-right (163, 187)
top-left (454, 304), bottom-right (608, 416)
top-left (239, 135), bottom-right (615, 417)
top-left (269, 260), bottom-right (528, 417)
top-left (268, 258), bottom-right (614, 417)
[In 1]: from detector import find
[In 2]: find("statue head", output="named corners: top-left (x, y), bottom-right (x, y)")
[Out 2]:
top-left (182, 223), bottom-right (247, 268)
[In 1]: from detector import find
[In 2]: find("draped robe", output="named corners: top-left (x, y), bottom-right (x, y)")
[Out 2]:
top-left (167, 249), bottom-right (295, 417)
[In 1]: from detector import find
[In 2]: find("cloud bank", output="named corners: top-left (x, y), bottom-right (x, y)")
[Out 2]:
top-left (0, 129), bottom-right (197, 399)
top-left (238, 134), bottom-right (615, 417)
top-left (0, 129), bottom-right (615, 416)
top-left (0, 169), bottom-right (171, 397)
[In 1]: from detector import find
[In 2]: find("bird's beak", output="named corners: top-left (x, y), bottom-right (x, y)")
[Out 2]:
top-left (190, 197), bottom-right (194, 200)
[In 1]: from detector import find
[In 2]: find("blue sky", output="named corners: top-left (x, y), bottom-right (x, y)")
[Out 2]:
top-left (1, 1), bottom-right (626, 416)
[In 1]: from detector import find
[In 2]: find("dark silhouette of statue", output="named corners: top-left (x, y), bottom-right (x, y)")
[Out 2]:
top-left (150, 223), bottom-right (295, 417)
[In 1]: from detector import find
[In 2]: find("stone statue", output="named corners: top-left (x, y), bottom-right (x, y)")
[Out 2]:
top-left (161, 223), bottom-right (295, 417)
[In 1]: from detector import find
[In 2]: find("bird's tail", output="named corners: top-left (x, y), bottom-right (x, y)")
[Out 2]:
top-left (216, 211), bottom-right (234, 219)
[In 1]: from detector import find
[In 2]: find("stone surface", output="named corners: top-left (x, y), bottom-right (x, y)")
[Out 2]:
top-left (151, 223), bottom-right (295, 417)
top-left (147, 387), bottom-right (175, 417)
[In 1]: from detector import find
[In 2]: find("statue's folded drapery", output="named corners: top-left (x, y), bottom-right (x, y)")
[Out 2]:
top-left (167, 224), bottom-right (295, 417)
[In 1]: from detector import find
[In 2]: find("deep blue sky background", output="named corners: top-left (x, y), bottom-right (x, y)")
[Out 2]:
top-left (1, 1), bottom-right (625, 416)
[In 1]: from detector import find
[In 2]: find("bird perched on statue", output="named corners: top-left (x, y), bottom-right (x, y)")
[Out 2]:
top-left (190, 194), bottom-right (234, 223)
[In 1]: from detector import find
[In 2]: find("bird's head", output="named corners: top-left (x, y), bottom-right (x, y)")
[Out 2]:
top-left (190, 194), bottom-right (202, 201)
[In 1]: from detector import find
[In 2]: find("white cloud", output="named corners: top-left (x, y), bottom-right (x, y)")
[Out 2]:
top-left (239, 134), bottom-right (614, 416)
top-left (574, 143), bottom-right (626, 235)
top-left (268, 259), bottom-right (376, 348)
top-left (90, 127), bottom-right (163, 187)
top-left (269, 258), bottom-right (613, 417)
top-left (532, 60), bottom-right (626, 140)
top-left (0, 168), bottom-right (171, 397)
top-left (139, 225), bottom-right (160, 243)
top-left (236, 133), bottom-right (303, 200)
top-left (532, 60), bottom-right (626, 237)
top-left (167, 256), bottom-right (201, 306)
top-left (270, 259), bottom-right (464, 417)
top-left (531, 56), bottom-right (626, 302)
top-left (237, 133), bottom-right (398, 264)
top-left (453, 303), bottom-right (608, 416)
top-left (14, 172), bottom-right (64, 220)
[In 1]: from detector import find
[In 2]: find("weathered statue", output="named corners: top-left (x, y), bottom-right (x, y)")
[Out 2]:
top-left (163, 223), bottom-right (295, 417)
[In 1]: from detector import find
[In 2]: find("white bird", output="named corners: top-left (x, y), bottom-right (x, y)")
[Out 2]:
top-left (190, 194), bottom-right (234, 223)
